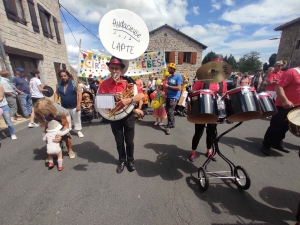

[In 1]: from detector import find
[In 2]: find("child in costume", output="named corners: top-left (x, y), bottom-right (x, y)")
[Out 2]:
top-left (152, 80), bottom-right (167, 125)
top-left (142, 88), bottom-right (149, 115)
top-left (81, 92), bottom-right (93, 114)
top-left (43, 120), bottom-right (69, 171)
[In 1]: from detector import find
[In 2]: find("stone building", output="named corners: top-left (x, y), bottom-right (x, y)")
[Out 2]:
top-left (147, 24), bottom-right (207, 80)
top-left (275, 17), bottom-right (300, 67)
top-left (0, 0), bottom-right (70, 92)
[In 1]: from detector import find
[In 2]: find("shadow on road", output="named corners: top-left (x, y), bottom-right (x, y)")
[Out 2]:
top-left (259, 186), bottom-right (300, 217)
top-left (33, 141), bottom-right (118, 170)
top-left (135, 143), bottom-right (201, 180)
top-left (218, 136), bottom-right (284, 157)
top-left (185, 176), bottom-right (294, 225)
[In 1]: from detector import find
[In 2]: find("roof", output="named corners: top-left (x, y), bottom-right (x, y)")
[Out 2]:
top-left (149, 24), bottom-right (207, 49)
top-left (274, 17), bottom-right (300, 31)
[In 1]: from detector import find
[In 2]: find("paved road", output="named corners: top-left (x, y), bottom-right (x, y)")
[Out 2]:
top-left (0, 114), bottom-right (299, 225)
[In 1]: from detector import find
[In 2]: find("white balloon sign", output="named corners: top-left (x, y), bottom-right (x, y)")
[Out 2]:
top-left (99, 9), bottom-right (149, 60)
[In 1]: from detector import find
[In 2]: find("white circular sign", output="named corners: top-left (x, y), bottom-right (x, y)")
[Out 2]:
top-left (99, 9), bottom-right (149, 60)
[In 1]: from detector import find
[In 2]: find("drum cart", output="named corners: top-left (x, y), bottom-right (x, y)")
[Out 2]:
top-left (198, 122), bottom-right (251, 191)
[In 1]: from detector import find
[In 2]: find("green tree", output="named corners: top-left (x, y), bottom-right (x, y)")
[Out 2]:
top-left (202, 51), bottom-right (216, 64)
top-left (263, 62), bottom-right (269, 71)
top-left (227, 54), bottom-right (238, 71)
top-left (224, 55), bottom-right (228, 62)
top-left (238, 51), bottom-right (262, 74)
top-left (268, 53), bottom-right (277, 67)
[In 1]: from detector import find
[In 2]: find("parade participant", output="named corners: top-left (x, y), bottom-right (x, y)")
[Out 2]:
top-left (261, 66), bottom-right (300, 156)
top-left (188, 79), bottom-right (227, 162)
top-left (54, 69), bottom-right (84, 138)
top-left (43, 120), bottom-right (69, 171)
top-left (12, 67), bottom-right (32, 118)
top-left (0, 70), bottom-right (19, 122)
top-left (34, 98), bottom-right (76, 159)
top-left (90, 78), bottom-right (99, 96)
top-left (162, 68), bottom-right (169, 92)
top-left (0, 85), bottom-right (17, 140)
top-left (163, 63), bottom-right (182, 135)
top-left (142, 88), bottom-right (149, 115)
top-left (147, 75), bottom-right (156, 106)
top-left (238, 75), bottom-right (251, 86)
top-left (98, 56), bottom-right (144, 174)
top-left (265, 61), bottom-right (284, 101)
top-left (152, 81), bottom-right (167, 126)
top-left (29, 69), bottom-right (48, 128)
top-left (134, 76), bottom-right (144, 121)
top-left (251, 68), bottom-right (264, 92)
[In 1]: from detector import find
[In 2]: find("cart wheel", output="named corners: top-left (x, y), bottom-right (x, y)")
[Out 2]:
top-left (198, 167), bottom-right (209, 191)
top-left (234, 166), bottom-right (251, 190)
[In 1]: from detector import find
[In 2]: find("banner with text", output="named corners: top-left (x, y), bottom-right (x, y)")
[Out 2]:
top-left (78, 50), bottom-right (166, 79)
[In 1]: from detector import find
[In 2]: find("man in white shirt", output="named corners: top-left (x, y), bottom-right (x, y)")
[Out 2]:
top-left (29, 69), bottom-right (48, 128)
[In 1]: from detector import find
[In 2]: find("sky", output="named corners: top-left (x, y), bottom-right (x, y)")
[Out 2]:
top-left (59, 0), bottom-right (300, 70)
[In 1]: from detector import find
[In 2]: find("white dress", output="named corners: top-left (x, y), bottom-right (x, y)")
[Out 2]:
top-left (43, 129), bottom-right (70, 155)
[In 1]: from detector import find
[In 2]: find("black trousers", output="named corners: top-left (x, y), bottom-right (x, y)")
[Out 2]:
top-left (110, 112), bottom-right (135, 162)
top-left (166, 98), bottom-right (178, 127)
top-left (297, 201), bottom-right (300, 222)
top-left (192, 124), bottom-right (216, 150)
top-left (263, 106), bottom-right (292, 147)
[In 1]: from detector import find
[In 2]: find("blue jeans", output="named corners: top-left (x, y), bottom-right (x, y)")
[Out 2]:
top-left (1, 105), bottom-right (15, 135)
top-left (19, 93), bottom-right (32, 116)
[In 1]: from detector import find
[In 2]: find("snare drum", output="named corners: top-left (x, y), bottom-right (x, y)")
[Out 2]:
top-left (187, 89), bottom-right (218, 124)
top-left (287, 107), bottom-right (300, 137)
top-left (257, 92), bottom-right (277, 119)
top-left (222, 86), bottom-right (261, 122)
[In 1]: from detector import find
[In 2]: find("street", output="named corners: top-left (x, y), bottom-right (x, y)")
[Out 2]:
top-left (0, 114), bottom-right (299, 225)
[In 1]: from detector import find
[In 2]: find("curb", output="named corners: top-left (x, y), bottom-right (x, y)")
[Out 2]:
top-left (0, 119), bottom-right (30, 138)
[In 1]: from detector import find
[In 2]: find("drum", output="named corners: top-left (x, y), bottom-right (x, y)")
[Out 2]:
top-left (257, 92), bottom-right (277, 118)
top-left (287, 107), bottom-right (300, 137)
top-left (187, 89), bottom-right (218, 124)
top-left (222, 86), bottom-right (261, 122)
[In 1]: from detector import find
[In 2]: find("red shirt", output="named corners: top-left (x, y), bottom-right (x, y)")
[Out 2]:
top-left (98, 77), bottom-right (127, 94)
top-left (98, 77), bottom-right (143, 94)
top-left (192, 80), bottom-right (227, 94)
top-left (275, 67), bottom-right (300, 106)
top-left (265, 70), bottom-right (284, 91)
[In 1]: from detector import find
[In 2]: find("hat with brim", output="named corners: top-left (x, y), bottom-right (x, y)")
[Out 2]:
top-left (106, 56), bottom-right (125, 68)
top-left (168, 63), bottom-right (176, 70)
top-left (46, 120), bottom-right (63, 132)
top-left (16, 67), bottom-right (24, 72)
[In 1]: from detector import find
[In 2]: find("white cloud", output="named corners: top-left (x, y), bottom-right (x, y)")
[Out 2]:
top-left (223, 0), bottom-right (235, 6)
top-left (192, 6), bottom-right (199, 15)
top-left (252, 27), bottom-right (278, 37)
top-left (59, 0), bottom-right (189, 29)
top-left (221, 0), bottom-right (300, 24)
top-left (210, 0), bottom-right (221, 12)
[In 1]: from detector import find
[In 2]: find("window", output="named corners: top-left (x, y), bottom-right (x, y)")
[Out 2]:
top-left (165, 52), bottom-right (170, 63)
top-left (183, 52), bottom-right (192, 63)
top-left (27, 0), bottom-right (40, 33)
top-left (38, 4), bottom-right (52, 38)
top-left (53, 17), bottom-right (61, 44)
top-left (3, 0), bottom-right (26, 25)
top-left (296, 40), bottom-right (300, 49)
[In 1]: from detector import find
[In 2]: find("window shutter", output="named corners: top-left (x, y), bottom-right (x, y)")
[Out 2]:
top-left (3, 0), bottom-right (18, 21)
top-left (170, 51), bottom-right (175, 63)
top-left (178, 52), bottom-right (183, 64)
top-left (192, 52), bottom-right (197, 64)
top-left (53, 16), bottom-right (61, 44)
top-left (27, 0), bottom-right (40, 33)
top-left (37, 3), bottom-right (49, 37)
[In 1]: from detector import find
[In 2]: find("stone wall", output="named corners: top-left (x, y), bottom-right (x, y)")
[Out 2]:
top-left (0, 0), bottom-right (69, 95)
top-left (146, 26), bottom-right (204, 82)
top-left (276, 22), bottom-right (300, 67)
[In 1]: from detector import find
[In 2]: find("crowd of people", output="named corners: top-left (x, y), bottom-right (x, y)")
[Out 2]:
top-left (0, 55), bottom-right (299, 223)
